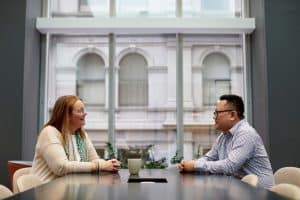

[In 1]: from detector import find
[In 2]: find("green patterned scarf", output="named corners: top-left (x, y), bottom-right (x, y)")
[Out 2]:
top-left (65, 131), bottom-right (87, 162)
top-left (75, 132), bottom-right (87, 161)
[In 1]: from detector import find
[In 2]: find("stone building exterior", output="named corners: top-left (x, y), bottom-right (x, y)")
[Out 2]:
top-left (46, 33), bottom-right (245, 162)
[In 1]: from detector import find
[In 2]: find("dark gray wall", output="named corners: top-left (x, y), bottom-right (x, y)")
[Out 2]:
top-left (0, 0), bottom-right (40, 187)
top-left (22, 0), bottom-right (41, 160)
top-left (0, 0), bottom-right (26, 187)
top-left (249, 0), bottom-right (270, 153)
top-left (251, 0), bottom-right (300, 171)
top-left (265, 0), bottom-right (300, 170)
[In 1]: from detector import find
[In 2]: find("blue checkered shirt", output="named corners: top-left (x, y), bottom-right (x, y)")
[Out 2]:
top-left (195, 119), bottom-right (274, 189)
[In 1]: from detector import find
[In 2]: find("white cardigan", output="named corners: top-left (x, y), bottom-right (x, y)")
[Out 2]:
top-left (31, 126), bottom-right (105, 182)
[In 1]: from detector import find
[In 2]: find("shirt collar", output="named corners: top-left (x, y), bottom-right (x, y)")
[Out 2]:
top-left (228, 119), bottom-right (245, 136)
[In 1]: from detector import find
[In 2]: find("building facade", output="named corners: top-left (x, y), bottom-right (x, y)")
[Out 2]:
top-left (46, 34), bottom-right (244, 162)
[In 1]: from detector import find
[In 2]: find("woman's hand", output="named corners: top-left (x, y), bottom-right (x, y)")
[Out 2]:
top-left (101, 159), bottom-right (121, 172)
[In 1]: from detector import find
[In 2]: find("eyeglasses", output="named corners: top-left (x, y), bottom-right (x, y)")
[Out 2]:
top-left (72, 109), bottom-right (86, 114)
top-left (213, 109), bottom-right (234, 117)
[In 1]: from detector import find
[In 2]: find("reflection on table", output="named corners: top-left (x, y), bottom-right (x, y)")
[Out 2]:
top-left (8, 168), bottom-right (286, 200)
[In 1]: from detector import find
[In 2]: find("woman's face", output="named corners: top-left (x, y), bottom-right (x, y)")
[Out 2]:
top-left (69, 100), bottom-right (87, 132)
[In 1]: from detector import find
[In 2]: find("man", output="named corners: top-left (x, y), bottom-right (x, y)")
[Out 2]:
top-left (178, 94), bottom-right (274, 189)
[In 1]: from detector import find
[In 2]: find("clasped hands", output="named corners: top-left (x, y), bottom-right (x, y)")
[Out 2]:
top-left (93, 159), bottom-right (121, 172)
top-left (102, 159), bottom-right (121, 172)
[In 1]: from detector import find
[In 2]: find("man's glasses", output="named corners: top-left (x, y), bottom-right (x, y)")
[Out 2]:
top-left (213, 109), bottom-right (234, 117)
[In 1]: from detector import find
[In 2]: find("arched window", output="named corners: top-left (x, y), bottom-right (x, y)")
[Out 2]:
top-left (119, 53), bottom-right (148, 106)
top-left (202, 53), bottom-right (231, 106)
top-left (77, 53), bottom-right (105, 106)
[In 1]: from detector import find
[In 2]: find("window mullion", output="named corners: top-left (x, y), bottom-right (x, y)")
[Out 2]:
top-left (108, 33), bottom-right (116, 155)
top-left (176, 33), bottom-right (184, 159)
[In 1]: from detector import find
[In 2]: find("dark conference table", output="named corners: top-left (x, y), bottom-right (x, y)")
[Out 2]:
top-left (7, 168), bottom-right (287, 200)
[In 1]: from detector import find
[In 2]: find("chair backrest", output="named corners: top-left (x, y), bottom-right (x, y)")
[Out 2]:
top-left (12, 167), bottom-right (31, 193)
top-left (17, 174), bottom-right (43, 192)
top-left (241, 174), bottom-right (259, 187)
top-left (0, 184), bottom-right (13, 199)
top-left (274, 167), bottom-right (300, 187)
top-left (271, 183), bottom-right (300, 200)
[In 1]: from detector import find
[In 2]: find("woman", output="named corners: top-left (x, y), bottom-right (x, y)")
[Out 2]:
top-left (31, 95), bottom-right (120, 182)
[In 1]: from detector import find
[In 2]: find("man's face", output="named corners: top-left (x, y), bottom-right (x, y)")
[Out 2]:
top-left (213, 100), bottom-right (235, 133)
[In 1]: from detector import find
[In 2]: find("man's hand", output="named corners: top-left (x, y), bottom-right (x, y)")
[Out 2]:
top-left (178, 160), bottom-right (195, 172)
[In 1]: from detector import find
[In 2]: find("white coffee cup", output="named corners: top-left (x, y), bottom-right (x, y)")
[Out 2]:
top-left (128, 158), bottom-right (142, 175)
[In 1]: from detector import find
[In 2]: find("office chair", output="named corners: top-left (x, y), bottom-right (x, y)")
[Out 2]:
top-left (271, 183), bottom-right (300, 200)
top-left (0, 184), bottom-right (13, 199)
top-left (17, 174), bottom-right (43, 192)
top-left (274, 167), bottom-right (300, 187)
top-left (241, 174), bottom-right (259, 187)
top-left (12, 167), bottom-right (31, 193)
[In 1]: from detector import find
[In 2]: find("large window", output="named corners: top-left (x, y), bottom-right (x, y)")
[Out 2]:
top-left (79, 0), bottom-right (108, 17)
top-left (39, 0), bottom-right (251, 166)
top-left (202, 0), bottom-right (229, 11)
top-left (116, 0), bottom-right (175, 17)
top-left (179, 0), bottom-right (238, 17)
top-left (50, 0), bottom-right (241, 18)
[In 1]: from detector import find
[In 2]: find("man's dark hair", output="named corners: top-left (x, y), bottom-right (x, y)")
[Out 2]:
top-left (219, 94), bottom-right (245, 119)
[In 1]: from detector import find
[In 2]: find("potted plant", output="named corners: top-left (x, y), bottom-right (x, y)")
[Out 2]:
top-left (105, 142), bottom-right (116, 160)
top-left (170, 150), bottom-right (183, 165)
top-left (144, 144), bottom-right (168, 169)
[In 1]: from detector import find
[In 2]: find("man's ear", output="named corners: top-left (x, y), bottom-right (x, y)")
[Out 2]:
top-left (230, 111), bottom-right (238, 120)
